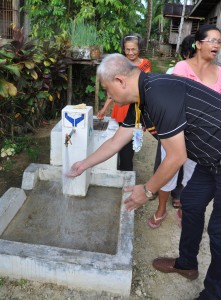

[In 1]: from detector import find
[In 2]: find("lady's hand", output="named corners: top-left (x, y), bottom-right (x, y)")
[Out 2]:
top-left (97, 109), bottom-right (106, 120)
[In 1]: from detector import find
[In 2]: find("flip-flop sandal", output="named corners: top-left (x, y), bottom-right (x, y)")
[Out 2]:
top-left (147, 211), bottom-right (168, 229)
top-left (172, 198), bottom-right (181, 209)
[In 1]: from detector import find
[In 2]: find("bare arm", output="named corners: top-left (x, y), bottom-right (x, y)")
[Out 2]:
top-left (97, 97), bottom-right (113, 119)
top-left (67, 126), bottom-right (134, 176)
top-left (124, 131), bottom-right (187, 211)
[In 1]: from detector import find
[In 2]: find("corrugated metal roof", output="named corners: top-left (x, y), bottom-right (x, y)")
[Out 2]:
top-left (190, 0), bottom-right (220, 17)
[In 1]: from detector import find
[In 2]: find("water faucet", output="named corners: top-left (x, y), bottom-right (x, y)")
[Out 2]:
top-left (64, 129), bottom-right (76, 147)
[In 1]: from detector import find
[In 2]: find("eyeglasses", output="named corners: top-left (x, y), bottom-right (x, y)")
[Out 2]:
top-left (200, 38), bottom-right (221, 45)
top-left (124, 48), bottom-right (139, 54)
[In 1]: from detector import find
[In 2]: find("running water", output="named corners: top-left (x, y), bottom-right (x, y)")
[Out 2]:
top-left (62, 139), bottom-right (73, 195)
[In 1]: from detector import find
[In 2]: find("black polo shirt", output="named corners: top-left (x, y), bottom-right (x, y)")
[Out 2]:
top-left (123, 72), bottom-right (221, 174)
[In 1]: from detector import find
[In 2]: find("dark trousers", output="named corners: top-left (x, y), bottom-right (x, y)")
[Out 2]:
top-left (117, 122), bottom-right (134, 171)
top-left (177, 164), bottom-right (221, 300)
top-left (118, 140), bottom-right (134, 171)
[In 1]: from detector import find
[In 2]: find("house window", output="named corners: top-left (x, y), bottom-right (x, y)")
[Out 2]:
top-left (0, 0), bottom-right (19, 39)
top-left (171, 19), bottom-right (180, 33)
top-left (191, 19), bottom-right (204, 35)
top-left (208, 16), bottom-right (217, 25)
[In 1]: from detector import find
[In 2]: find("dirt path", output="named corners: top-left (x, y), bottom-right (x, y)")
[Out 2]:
top-left (0, 124), bottom-right (211, 299)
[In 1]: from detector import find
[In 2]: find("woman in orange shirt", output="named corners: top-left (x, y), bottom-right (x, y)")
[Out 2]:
top-left (97, 33), bottom-right (151, 170)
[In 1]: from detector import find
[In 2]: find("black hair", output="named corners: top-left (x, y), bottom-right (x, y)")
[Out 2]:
top-left (120, 33), bottom-right (144, 53)
top-left (195, 24), bottom-right (221, 42)
top-left (180, 35), bottom-right (195, 59)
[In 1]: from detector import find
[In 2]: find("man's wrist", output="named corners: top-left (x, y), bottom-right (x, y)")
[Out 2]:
top-left (143, 184), bottom-right (157, 200)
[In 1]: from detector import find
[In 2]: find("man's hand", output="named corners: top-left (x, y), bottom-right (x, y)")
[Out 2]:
top-left (65, 161), bottom-right (87, 177)
top-left (124, 185), bottom-right (148, 211)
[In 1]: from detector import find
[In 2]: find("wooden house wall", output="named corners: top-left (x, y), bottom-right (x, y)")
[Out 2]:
top-left (207, 1), bottom-right (221, 28)
top-left (0, 0), bottom-right (29, 46)
top-left (207, 2), bottom-right (221, 65)
top-left (169, 20), bottom-right (192, 44)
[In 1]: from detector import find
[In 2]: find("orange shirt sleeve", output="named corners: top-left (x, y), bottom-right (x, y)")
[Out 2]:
top-left (139, 59), bottom-right (151, 73)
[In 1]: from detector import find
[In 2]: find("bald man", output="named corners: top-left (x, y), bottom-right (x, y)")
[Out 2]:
top-left (68, 53), bottom-right (221, 300)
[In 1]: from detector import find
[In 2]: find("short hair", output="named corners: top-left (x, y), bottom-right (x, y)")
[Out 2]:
top-left (97, 53), bottom-right (139, 81)
top-left (195, 24), bottom-right (221, 42)
top-left (180, 35), bottom-right (195, 59)
top-left (120, 32), bottom-right (144, 53)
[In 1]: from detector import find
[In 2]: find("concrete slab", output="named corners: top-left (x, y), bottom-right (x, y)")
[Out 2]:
top-left (0, 164), bottom-right (135, 296)
top-left (3, 182), bottom-right (122, 254)
top-left (0, 188), bottom-right (26, 234)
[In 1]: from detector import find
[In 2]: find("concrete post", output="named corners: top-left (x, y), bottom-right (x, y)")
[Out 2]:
top-left (62, 105), bottom-right (93, 196)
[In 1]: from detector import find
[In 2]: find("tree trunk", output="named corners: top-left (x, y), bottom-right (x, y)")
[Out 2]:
top-left (159, 7), bottom-right (164, 44)
top-left (145, 0), bottom-right (153, 50)
top-left (175, 0), bottom-right (187, 57)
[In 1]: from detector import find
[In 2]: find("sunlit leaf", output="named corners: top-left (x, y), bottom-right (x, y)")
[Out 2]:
top-left (49, 57), bottom-right (56, 63)
top-left (15, 113), bottom-right (21, 119)
top-left (44, 61), bottom-right (51, 66)
top-left (0, 80), bottom-right (8, 97)
top-left (56, 91), bottom-right (60, 99)
top-left (7, 82), bottom-right (17, 96)
top-left (24, 61), bottom-right (35, 69)
top-left (31, 70), bottom-right (38, 80)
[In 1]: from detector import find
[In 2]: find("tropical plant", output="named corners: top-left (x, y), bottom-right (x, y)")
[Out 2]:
top-left (22, 0), bottom-right (145, 52)
top-left (0, 52), bottom-right (20, 137)
top-left (85, 76), bottom-right (106, 103)
top-left (0, 26), bottom-right (71, 137)
top-left (0, 56), bottom-right (19, 98)
top-left (0, 27), bottom-right (46, 134)
top-left (21, 0), bottom-right (70, 38)
top-left (71, 21), bottom-right (101, 47)
top-left (37, 36), bottom-right (72, 119)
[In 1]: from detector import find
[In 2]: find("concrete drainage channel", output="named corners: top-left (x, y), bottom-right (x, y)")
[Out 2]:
top-left (0, 108), bottom-right (135, 296)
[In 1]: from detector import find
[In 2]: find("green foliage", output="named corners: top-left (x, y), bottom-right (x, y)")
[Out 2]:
top-left (85, 76), bottom-right (106, 102)
top-left (1, 159), bottom-right (15, 172)
top-left (26, 145), bottom-right (40, 161)
top-left (22, 0), bottom-right (145, 52)
top-left (2, 136), bottom-right (33, 155)
top-left (151, 57), bottom-right (172, 74)
top-left (0, 52), bottom-right (20, 98)
top-left (36, 37), bottom-right (72, 119)
top-left (71, 21), bottom-right (101, 47)
top-left (22, 0), bottom-right (69, 38)
top-left (0, 136), bottom-right (39, 171)
top-left (0, 27), bottom-right (71, 137)
top-left (15, 278), bottom-right (28, 287)
top-left (0, 278), bottom-right (6, 286)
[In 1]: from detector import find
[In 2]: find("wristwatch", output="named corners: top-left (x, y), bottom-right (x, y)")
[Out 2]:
top-left (143, 184), bottom-right (157, 200)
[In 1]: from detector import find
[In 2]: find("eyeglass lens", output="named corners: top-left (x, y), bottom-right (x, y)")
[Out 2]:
top-left (201, 38), bottom-right (221, 45)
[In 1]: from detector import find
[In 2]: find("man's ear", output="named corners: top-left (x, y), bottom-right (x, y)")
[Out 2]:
top-left (114, 75), bottom-right (127, 88)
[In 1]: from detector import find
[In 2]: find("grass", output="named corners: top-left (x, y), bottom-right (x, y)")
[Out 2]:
top-left (150, 57), bottom-right (173, 74)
